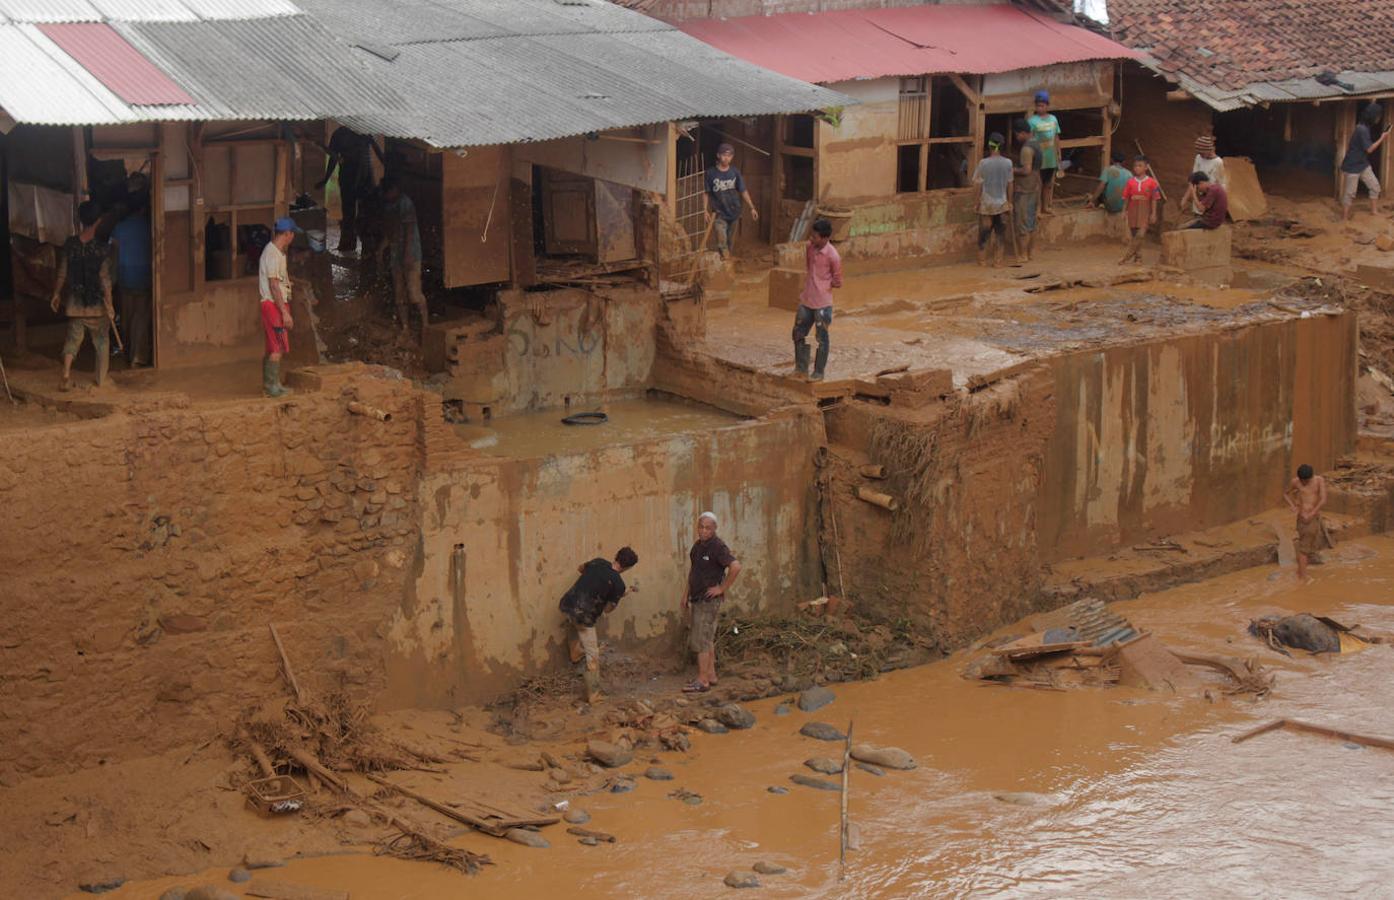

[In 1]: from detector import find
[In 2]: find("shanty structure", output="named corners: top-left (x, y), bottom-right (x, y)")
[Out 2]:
top-left (1107, 0), bottom-right (1394, 202)
top-left (296, 0), bottom-right (845, 291)
top-left (676, 2), bottom-right (1137, 257)
top-left (1, 0), bottom-right (845, 368)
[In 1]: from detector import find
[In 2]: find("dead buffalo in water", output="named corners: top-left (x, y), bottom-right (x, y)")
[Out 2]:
top-left (1248, 613), bottom-right (1341, 655)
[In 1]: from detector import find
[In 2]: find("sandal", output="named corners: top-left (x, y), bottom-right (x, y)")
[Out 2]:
top-left (682, 680), bottom-right (709, 693)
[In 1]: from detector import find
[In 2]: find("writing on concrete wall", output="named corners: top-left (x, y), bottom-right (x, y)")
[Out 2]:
top-left (507, 325), bottom-right (602, 359)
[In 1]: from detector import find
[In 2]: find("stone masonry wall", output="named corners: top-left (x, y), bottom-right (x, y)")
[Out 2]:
top-left (0, 366), bottom-right (423, 780)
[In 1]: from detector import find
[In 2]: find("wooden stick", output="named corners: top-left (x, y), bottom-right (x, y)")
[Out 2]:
top-left (268, 623), bottom-right (305, 705)
top-left (365, 773), bottom-right (559, 834)
top-left (828, 480), bottom-right (848, 603)
top-left (239, 728), bottom-right (276, 777)
top-left (839, 719), bottom-right (854, 880)
top-left (0, 350), bottom-right (14, 404)
top-left (1233, 718), bottom-right (1394, 751)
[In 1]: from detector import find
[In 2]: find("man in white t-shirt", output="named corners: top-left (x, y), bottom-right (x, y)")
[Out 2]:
top-left (258, 218), bottom-right (301, 397)
top-left (1180, 134), bottom-right (1226, 215)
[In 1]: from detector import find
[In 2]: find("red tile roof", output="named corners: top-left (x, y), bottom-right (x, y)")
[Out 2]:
top-left (1109, 0), bottom-right (1394, 93)
top-left (38, 22), bottom-right (195, 107)
top-left (678, 4), bottom-right (1135, 84)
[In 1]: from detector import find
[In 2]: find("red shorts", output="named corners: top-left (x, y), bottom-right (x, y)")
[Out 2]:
top-left (260, 300), bottom-right (290, 355)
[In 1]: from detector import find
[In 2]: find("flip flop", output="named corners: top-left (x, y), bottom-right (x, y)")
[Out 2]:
top-left (682, 681), bottom-right (709, 693)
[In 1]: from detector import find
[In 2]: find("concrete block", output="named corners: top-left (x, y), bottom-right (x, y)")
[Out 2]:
top-left (768, 267), bottom-right (804, 311)
top-left (1160, 225), bottom-right (1232, 283)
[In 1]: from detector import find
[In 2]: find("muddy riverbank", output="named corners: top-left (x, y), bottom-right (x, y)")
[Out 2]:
top-left (41, 536), bottom-right (1394, 900)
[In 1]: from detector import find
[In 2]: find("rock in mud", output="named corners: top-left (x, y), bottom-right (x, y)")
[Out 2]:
top-left (697, 719), bottom-right (729, 734)
top-left (563, 808), bottom-right (591, 825)
top-left (716, 703), bottom-right (756, 729)
top-left (1250, 613), bottom-right (1342, 654)
top-left (578, 836), bottom-right (600, 846)
top-left (767, 786), bottom-right (790, 795)
top-left (850, 744), bottom-right (916, 770)
top-left (548, 767), bottom-right (572, 785)
top-left (159, 889), bottom-right (188, 900)
top-left (587, 739), bottom-right (634, 768)
top-left (226, 867), bottom-right (251, 883)
top-left (341, 808), bottom-right (372, 828)
top-left (609, 776), bottom-right (637, 794)
top-left (773, 701), bottom-right (793, 716)
top-left (184, 887), bottom-right (238, 900)
top-left (855, 762), bottom-right (885, 777)
top-left (789, 774), bottom-right (841, 792)
top-left (506, 828), bottom-right (550, 848)
top-left (724, 871), bottom-right (761, 889)
top-left (799, 722), bottom-right (846, 741)
top-left (753, 861), bottom-right (788, 875)
top-left (645, 766), bottom-right (675, 781)
top-left (993, 791), bottom-right (1051, 807)
top-left (78, 875), bottom-right (126, 894)
top-left (804, 757), bottom-right (843, 775)
top-left (241, 853), bottom-right (285, 870)
top-left (797, 686), bottom-right (836, 712)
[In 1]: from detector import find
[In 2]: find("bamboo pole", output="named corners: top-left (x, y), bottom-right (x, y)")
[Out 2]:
top-left (838, 720), bottom-right (854, 880)
top-left (855, 486), bottom-right (899, 511)
top-left (1232, 718), bottom-right (1394, 752)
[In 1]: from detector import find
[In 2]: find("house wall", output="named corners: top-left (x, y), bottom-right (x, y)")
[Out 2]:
top-left (1113, 64), bottom-right (1213, 203)
top-left (817, 78), bottom-right (899, 206)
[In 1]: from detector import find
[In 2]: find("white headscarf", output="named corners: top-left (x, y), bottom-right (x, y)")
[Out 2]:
top-left (698, 511), bottom-right (718, 527)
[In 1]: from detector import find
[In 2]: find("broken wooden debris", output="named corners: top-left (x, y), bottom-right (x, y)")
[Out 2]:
top-left (366, 773), bottom-right (557, 838)
top-left (1232, 719), bottom-right (1394, 752)
top-left (268, 623), bottom-right (305, 705)
top-left (245, 882), bottom-right (350, 900)
top-left (565, 826), bottom-right (616, 843)
top-left (346, 400), bottom-right (391, 422)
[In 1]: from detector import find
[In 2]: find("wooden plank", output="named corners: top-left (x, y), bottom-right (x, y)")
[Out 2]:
top-left (366, 773), bottom-right (558, 836)
top-left (1224, 157), bottom-right (1269, 222)
top-left (245, 881), bottom-right (349, 900)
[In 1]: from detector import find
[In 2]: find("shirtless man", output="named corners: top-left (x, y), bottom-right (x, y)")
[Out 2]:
top-left (1283, 463), bottom-right (1330, 581)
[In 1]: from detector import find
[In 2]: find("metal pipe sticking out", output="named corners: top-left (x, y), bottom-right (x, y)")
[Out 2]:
top-left (858, 464), bottom-right (886, 480)
top-left (855, 486), bottom-right (899, 511)
top-left (347, 400), bottom-right (391, 422)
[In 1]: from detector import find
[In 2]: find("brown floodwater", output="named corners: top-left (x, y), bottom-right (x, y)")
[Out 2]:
top-left (98, 538), bottom-right (1394, 899)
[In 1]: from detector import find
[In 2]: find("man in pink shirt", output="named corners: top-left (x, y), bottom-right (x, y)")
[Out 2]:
top-left (793, 219), bottom-right (843, 381)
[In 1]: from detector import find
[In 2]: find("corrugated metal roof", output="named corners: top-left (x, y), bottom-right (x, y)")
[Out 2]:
top-left (299, 0), bottom-right (849, 148)
top-left (680, 4), bottom-right (1138, 84)
top-left (0, 0), bottom-right (300, 23)
top-left (40, 22), bottom-right (196, 105)
top-left (0, 14), bottom-right (400, 124)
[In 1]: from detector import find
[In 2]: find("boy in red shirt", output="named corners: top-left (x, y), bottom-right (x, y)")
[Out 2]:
top-left (1120, 155), bottom-right (1160, 264)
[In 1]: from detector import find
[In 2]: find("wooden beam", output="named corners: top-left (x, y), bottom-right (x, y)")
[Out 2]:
top-left (151, 143), bottom-right (164, 369)
top-left (947, 72), bottom-right (980, 105)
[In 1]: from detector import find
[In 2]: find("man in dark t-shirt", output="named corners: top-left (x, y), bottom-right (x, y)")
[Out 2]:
top-left (705, 143), bottom-right (758, 258)
top-left (559, 546), bottom-right (638, 703)
top-left (318, 125), bottom-right (384, 253)
top-left (681, 512), bottom-right (742, 693)
top-left (1341, 108), bottom-right (1391, 221)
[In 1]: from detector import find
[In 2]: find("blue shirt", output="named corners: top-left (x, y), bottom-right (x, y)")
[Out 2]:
top-left (111, 213), bottom-right (151, 291)
top-left (1098, 164), bottom-right (1130, 213)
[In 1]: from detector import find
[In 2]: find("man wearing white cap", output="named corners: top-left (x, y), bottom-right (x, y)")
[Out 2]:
top-left (681, 512), bottom-right (742, 692)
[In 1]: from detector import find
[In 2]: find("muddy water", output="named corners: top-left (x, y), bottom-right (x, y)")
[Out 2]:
top-left (104, 540), bottom-right (1394, 899)
top-left (465, 397), bottom-right (743, 459)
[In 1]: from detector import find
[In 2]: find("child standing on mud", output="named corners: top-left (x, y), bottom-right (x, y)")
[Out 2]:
top-left (1120, 156), bottom-right (1160, 264)
top-left (1284, 464), bottom-right (1331, 581)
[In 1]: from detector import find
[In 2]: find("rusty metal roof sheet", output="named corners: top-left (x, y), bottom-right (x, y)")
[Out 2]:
top-left (298, 0), bottom-right (849, 148)
top-left (678, 3), bottom-right (1138, 84)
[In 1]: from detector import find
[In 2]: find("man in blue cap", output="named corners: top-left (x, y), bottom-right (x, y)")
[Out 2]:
top-left (1028, 90), bottom-right (1062, 216)
top-left (258, 217), bottom-right (302, 397)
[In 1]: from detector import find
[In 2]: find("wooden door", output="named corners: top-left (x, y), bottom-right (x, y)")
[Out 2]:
top-left (541, 168), bottom-right (595, 257)
top-left (594, 179), bottom-right (635, 262)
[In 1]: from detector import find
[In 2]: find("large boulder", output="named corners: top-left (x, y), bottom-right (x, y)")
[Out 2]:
top-left (849, 744), bottom-right (916, 770)
top-left (586, 739), bottom-right (634, 768)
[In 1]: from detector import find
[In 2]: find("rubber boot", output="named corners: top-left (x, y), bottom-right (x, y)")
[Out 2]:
top-left (812, 332), bottom-right (829, 382)
top-left (794, 340), bottom-right (810, 378)
top-left (264, 359), bottom-right (291, 398)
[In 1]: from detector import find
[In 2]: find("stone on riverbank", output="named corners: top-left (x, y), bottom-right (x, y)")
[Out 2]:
top-left (753, 861), bottom-right (788, 875)
top-left (724, 871), bottom-right (760, 888)
top-left (563, 808), bottom-right (591, 824)
top-left (800, 722), bottom-right (846, 741)
top-left (850, 744), bottom-right (916, 770)
top-left (716, 703), bottom-right (756, 729)
top-left (804, 757), bottom-right (842, 775)
top-left (587, 739), bottom-right (633, 768)
top-left (798, 686), bottom-right (836, 712)
top-left (506, 828), bottom-right (550, 848)
top-left (789, 774), bottom-right (841, 791)
top-left (697, 719), bottom-right (729, 734)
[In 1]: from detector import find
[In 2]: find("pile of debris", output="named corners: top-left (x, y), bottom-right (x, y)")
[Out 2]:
top-left (963, 598), bottom-right (1273, 698)
top-left (1248, 612), bottom-right (1388, 656)
top-left (715, 608), bottom-right (933, 684)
